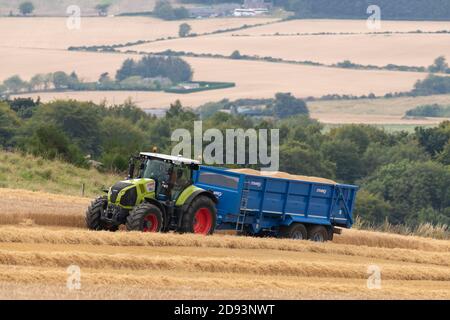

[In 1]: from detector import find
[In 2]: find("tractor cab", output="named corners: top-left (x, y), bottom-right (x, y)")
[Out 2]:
top-left (130, 152), bottom-right (200, 202)
top-left (86, 152), bottom-right (217, 235)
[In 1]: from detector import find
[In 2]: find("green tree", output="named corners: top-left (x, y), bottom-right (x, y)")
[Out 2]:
top-left (280, 140), bottom-right (335, 178)
top-left (31, 100), bottom-right (103, 155)
top-left (26, 124), bottom-right (85, 166)
top-left (230, 50), bottom-right (242, 59)
top-left (364, 160), bottom-right (450, 225)
top-left (19, 1), bottom-right (35, 16)
top-left (29, 74), bottom-right (45, 91)
top-left (116, 56), bottom-right (193, 83)
top-left (178, 23), bottom-right (192, 37)
top-left (415, 121), bottom-right (450, 156)
top-left (428, 56), bottom-right (449, 73)
top-left (153, 0), bottom-right (189, 20)
top-left (354, 190), bottom-right (392, 226)
top-left (95, 3), bottom-right (111, 16)
top-left (272, 93), bottom-right (309, 119)
top-left (0, 102), bottom-right (21, 146)
top-left (321, 138), bottom-right (364, 183)
top-left (3, 75), bottom-right (27, 94)
top-left (52, 71), bottom-right (71, 90)
top-left (100, 117), bottom-right (145, 171)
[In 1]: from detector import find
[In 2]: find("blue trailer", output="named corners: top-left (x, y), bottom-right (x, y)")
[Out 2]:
top-left (193, 165), bottom-right (359, 241)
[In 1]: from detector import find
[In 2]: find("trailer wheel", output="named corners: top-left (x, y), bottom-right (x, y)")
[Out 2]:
top-left (307, 225), bottom-right (329, 242)
top-left (181, 196), bottom-right (217, 235)
top-left (86, 196), bottom-right (118, 232)
top-left (126, 202), bottom-right (163, 233)
top-left (279, 223), bottom-right (307, 240)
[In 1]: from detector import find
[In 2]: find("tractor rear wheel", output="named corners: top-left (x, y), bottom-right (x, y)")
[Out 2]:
top-left (181, 196), bottom-right (217, 235)
top-left (86, 196), bottom-right (118, 232)
top-left (279, 223), bottom-right (307, 240)
top-left (307, 225), bottom-right (329, 242)
top-left (126, 202), bottom-right (163, 232)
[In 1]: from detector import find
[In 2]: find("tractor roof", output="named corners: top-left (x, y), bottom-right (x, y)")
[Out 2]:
top-left (139, 152), bottom-right (200, 165)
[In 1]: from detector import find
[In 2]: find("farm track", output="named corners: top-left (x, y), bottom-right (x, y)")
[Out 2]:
top-left (0, 188), bottom-right (449, 299)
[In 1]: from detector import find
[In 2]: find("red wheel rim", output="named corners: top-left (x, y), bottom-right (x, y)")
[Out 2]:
top-left (143, 214), bottom-right (159, 232)
top-left (193, 208), bottom-right (212, 235)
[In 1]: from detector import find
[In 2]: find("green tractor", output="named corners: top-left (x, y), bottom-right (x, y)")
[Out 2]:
top-left (86, 152), bottom-right (217, 235)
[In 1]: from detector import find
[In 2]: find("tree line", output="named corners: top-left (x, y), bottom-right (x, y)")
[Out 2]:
top-left (0, 97), bottom-right (449, 228)
top-left (0, 56), bottom-right (193, 96)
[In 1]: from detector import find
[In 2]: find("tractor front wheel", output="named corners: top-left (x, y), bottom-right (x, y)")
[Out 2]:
top-left (126, 202), bottom-right (163, 233)
top-left (86, 196), bottom-right (118, 232)
top-left (181, 196), bottom-right (217, 235)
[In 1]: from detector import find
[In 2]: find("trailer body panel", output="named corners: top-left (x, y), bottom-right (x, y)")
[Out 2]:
top-left (193, 166), bottom-right (358, 235)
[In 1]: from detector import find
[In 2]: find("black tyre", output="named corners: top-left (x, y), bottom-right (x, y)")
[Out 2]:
top-left (307, 225), bottom-right (329, 242)
top-left (126, 202), bottom-right (163, 233)
top-left (181, 196), bottom-right (217, 235)
top-left (279, 223), bottom-right (307, 240)
top-left (86, 196), bottom-right (118, 232)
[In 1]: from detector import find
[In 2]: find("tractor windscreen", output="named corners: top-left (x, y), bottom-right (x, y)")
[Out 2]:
top-left (141, 158), bottom-right (172, 183)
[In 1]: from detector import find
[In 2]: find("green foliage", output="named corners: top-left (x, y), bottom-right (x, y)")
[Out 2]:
top-left (178, 23), bottom-right (192, 37)
top-left (415, 121), bottom-right (450, 156)
top-left (95, 2), bottom-right (111, 16)
top-left (0, 102), bottom-right (21, 146)
top-left (25, 124), bottom-right (86, 166)
top-left (428, 56), bottom-right (450, 73)
top-left (275, 0), bottom-right (450, 20)
top-left (272, 93), bottom-right (309, 119)
top-left (406, 104), bottom-right (450, 118)
top-left (0, 97), bottom-right (449, 228)
top-left (280, 140), bottom-right (335, 178)
top-left (3, 75), bottom-right (27, 93)
top-left (115, 56), bottom-right (193, 83)
top-left (413, 75), bottom-right (450, 96)
top-left (30, 100), bottom-right (103, 155)
top-left (153, 1), bottom-right (189, 20)
top-left (364, 160), bottom-right (450, 225)
top-left (355, 190), bottom-right (392, 225)
top-left (19, 1), bottom-right (34, 15)
top-left (230, 50), bottom-right (242, 60)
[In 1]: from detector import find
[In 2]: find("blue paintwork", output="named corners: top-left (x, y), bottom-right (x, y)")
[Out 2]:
top-left (193, 165), bottom-right (359, 235)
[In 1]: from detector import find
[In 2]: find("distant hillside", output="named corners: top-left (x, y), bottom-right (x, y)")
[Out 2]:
top-left (0, 151), bottom-right (121, 197)
top-left (276, 0), bottom-right (450, 21)
top-left (0, 0), bottom-right (167, 16)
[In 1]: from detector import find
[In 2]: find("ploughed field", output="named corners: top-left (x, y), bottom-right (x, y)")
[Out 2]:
top-left (0, 188), bottom-right (448, 299)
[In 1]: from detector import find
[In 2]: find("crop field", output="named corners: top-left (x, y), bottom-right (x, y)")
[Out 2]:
top-left (3, 16), bottom-right (450, 127)
top-left (15, 56), bottom-right (427, 110)
top-left (230, 19), bottom-right (450, 35)
top-left (0, 188), bottom-right (449, 300)
top-left (125, 33), bottom-right (450, 68)
top-left (0, 17), bottom-right (277, 50)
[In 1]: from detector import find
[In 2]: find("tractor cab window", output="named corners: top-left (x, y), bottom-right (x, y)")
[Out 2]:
top-left (141, 159), bottom-right (172, 184)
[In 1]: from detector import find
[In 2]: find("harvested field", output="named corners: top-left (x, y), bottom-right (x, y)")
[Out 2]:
top-left (126, 33), bottom-right (450, 67)
top-left (0, 48), bottom-right (137, 82)
top-left (0, 225), bottom-right (449, 299)
top-left (0, 189), bottom-right (449, 299)
top-left (0, 16), bottom-right (277, 50)
top-left (230, 19), bottom-right (450, 35)
top-left (13, 56), bottom-right (427, 108)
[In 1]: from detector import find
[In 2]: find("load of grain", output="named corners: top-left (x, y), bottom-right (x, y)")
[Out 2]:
top-left (229, 169), bottom-right (337, 185)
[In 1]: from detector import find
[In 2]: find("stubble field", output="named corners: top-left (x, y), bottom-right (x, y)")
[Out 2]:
top-left (0, 188), bottom-right (448, 300)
